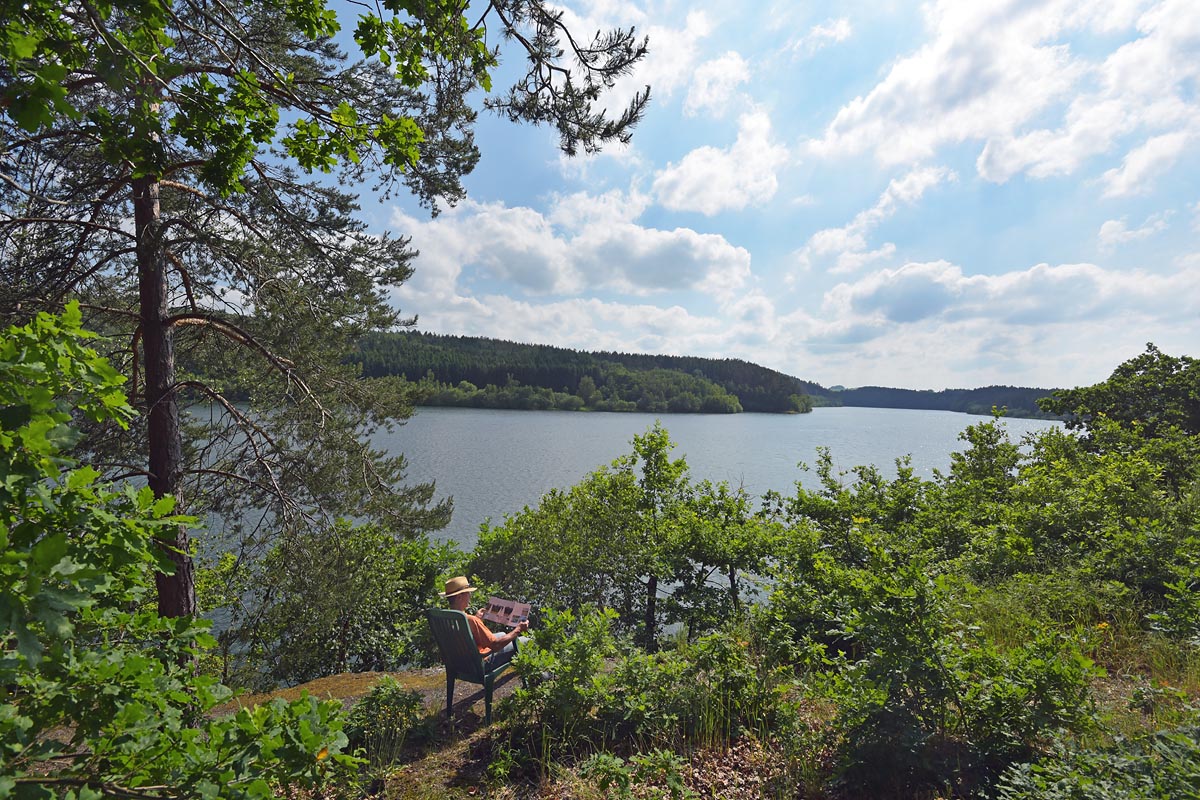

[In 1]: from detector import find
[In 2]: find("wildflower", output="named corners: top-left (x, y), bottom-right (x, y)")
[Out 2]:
top-left (852, 516), bottom-right (868, 524)
top-left (1096, 622), bottom-right (1110, 630)
top-left (316, 747), bottom-right (329, 761)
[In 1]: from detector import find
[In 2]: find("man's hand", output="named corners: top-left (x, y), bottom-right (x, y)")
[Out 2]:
top-left (517, 620), bottom-right (530, 633)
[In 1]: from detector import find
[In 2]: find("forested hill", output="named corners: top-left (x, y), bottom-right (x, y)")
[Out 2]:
top-left (354, 332), bottom-right (821, 413)
top-left (353, 331), bottom-right (1059, 418)
top-left (832, 385), bottom-right (1059, 419)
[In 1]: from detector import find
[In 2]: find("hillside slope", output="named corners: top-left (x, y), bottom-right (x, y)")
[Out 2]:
top-left (354, 331), bottom-right (1059, 419)
top-left (355, 331), bottom-right (820, 413)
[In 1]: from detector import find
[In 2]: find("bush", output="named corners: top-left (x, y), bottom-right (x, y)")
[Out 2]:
top-left (995, 723), bottom-right (1200, 800)
top-left (1148, 577), bottom-right (1200, 649)
top-left (504, 609), bottom-right (782, 760)
top-left (579, 749), bottom-right (696, 800)
top-left (222, 522), bottom-right (460, 688)
top-left (0, 305), bottom-right (357, 799)
top-left (345, 677), bottom-right (428, 767)
top-left (798, 566), bottom-right (1100, 798)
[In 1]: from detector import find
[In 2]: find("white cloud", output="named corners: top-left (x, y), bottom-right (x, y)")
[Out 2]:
top-left (684, 51), bottom-right (751, 117)
top-left (1176, 251), bottom-right (1200, 269)
top-left (389, 191), bottom-right (753, 307)
top-left (1097, 212), bottom-right (1171, 248)
top-left (781, 257), bottom-right (1200, 387)
top-left (809, 0), bottom-right (1090, 166)
top-left (364, 0), bottom-right (1200, 394)
top-left (807, 0), bottom-right (1199, 189)
top-left (979, 0), bottom-right (1200, 183)
top-left (1101, 131), bottom-right (1193, 197)
top-left (820, 259), bottom-right (1199, 330)
top-left (585, 8), bottom-right (713, 106)
top-left (795, 166), bottom-right (956, 273)
top-left (543, 4), bottom-right (714, 167)
top-left (652, 110), bottom-right (790, 215)
top-left (787, 17), bottom-right (853, 58)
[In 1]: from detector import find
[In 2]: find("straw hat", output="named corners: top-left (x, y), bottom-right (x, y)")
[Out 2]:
top-left (440, 576), bottom-right (477, 598)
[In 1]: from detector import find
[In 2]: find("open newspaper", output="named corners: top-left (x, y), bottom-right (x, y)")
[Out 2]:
top-left (479, 596), bottom-right (531, 628)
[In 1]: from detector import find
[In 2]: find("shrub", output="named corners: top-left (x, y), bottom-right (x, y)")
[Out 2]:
top-left (505, 609), bottom-right (782, 761)
top-left (798, 566), bottom-right (1100, 798)
top-left (345, 677), bottom-right (428, 767)
top-left (0, 305), bottom-right (356, 799)
top-left (995, 722), bottom-right (1200, 800)
top-left (579, 749), bottom-right (696, 800)
top-left (223, 522), bottom-right (460, 689)
top-left (1148, 577), bottom-right (1200, 649)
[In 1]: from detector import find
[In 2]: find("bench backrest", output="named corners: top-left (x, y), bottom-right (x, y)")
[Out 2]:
top-left (425, 608), bottom-right (486, 683)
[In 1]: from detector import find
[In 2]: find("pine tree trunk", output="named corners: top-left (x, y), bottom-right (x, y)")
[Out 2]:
top-left (134, 173), bottom-right (195, 618)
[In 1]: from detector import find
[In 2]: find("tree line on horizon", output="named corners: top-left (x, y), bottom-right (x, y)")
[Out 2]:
top-left (354, 331), bottom-right (1060, 418)
top-left (353, 331), bottom-right (819, 414)
top-left (835, 384), bottom-right (1060, 419)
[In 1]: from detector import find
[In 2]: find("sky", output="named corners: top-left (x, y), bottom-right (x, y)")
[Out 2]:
top-left (351, 0), bottom-right (1199, 391)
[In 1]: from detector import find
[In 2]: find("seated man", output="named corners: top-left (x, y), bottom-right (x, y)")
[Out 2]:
top-left (441, 576), bottom-right (529, 669)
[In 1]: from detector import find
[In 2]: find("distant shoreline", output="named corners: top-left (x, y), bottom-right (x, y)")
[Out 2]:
top-left (408, 400), bottom-right (1059, 422)
top-left (355, 331), bottom-right (1059, 420)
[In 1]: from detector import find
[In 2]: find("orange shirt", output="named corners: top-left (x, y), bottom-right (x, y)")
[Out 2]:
top-left (466, 612), bottom-right (502, 655)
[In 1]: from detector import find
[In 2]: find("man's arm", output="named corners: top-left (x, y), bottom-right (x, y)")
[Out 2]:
top-left (493, 619), bottom-right (529, 649)
top-left (467, 613), bottom-right (528, 652)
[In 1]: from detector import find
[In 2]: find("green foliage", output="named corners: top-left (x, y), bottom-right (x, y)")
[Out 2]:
top-left (2, 0), bottom-right (651, 626)
top-left (799, 566), bottom-right (1100, 797)
top-left (0, 308), bottom-right (357, 799)
top-left (504, 608), bottom-right (781, 761)
top-left (818, 408), bottom-right (1190, 592)
top-left (0, 303), bottom-right (147, 664)
top-left (995, 723), bottom-right (1200, 800)
top-left (457, 344), bottom-right (1200, 797)
top-left (1148, 578), bottom-right (1200, 649)
top-left (471, 469), bottom-right (641, 629)
top-left (474, 424), bottom-right (764, 649)
top-left (504, 608), bottom-right (622, 750)
top-left (345, 677), bottom-right (428, 768)
top-left (1039, 343), bottom-right (1200, 440)
top-left (1, 0), bottom-right (488, 187)
top-left (667, 480), bottom-right (777, 638)
top-left (409, 366), bottom-right (745, 413)
top-left (788, 393), bottom-right (813, 413)
top-left (579, 749), bottom-right (697, 800)
top-left (221, 522), bottom-right (461, 688)
top-left (962, 573), bottom-right (1135, 649)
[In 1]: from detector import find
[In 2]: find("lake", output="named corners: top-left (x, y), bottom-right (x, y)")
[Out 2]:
top-left (374, 406), bottom-right (1061, 550)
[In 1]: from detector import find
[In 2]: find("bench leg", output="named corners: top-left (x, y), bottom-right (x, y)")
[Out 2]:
top-left (445, 671), bottom-right (455, 719)
top-left (484, 676), bottom-right (494, 724)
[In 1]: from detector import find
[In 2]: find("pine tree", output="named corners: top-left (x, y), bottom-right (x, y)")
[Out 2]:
top-left (1, 0), bottom-right (648, 617)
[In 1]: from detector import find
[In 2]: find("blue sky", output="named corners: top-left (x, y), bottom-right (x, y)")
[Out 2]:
top-left (353, 0), bottom-right (1199, 391)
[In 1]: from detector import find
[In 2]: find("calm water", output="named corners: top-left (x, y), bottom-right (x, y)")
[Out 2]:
top-left (374, 407), bottom-right (1061, 550)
